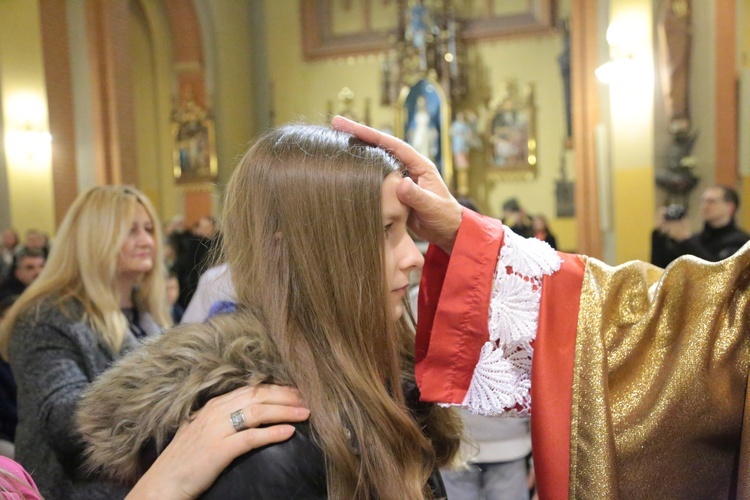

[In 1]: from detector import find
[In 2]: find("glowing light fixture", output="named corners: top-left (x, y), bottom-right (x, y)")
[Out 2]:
top-left (596, 17), bottom-right (649, 86)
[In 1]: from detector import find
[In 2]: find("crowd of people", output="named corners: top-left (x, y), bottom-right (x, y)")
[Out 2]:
top-left (0, 117), bottom-right (747, 499)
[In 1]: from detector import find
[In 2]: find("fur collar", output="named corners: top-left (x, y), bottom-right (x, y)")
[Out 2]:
top-left (77, 312), bottom-right (290, 485)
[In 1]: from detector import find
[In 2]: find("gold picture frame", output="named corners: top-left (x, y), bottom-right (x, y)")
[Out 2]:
top-left (486, 82), bottom-right (537, 180)
top-left (394, 76), bottom-right (453, 189)
top-left (300, 0), bottom-right (556, 60)
top-left (171, 101), bottom-right (218, 185)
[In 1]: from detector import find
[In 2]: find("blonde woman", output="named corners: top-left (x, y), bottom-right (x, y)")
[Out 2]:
top-left (78, 125), bottom-right (462, 499)
top-left (0, 186), bottom-right (171, 499)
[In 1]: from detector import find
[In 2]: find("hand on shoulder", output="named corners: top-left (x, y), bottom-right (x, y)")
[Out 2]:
top-left (126, 384), bottom-right (309, 500)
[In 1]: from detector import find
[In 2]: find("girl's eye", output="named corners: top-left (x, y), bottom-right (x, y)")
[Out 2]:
top-left (384, 223), bottom-right (393, 237)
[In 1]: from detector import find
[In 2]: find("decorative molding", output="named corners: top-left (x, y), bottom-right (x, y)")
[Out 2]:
top-left (301, 0), bottom-right (557, 61)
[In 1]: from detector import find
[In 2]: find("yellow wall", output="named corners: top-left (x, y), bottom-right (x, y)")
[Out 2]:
top-left (740, 0), bottom-right (750, 229)
top-left (613, 167), bottom-right (655, 263)
top-left (131, 1), bottom-right (259, 222)
top-left (608, 0), bottom-right (655, 263)
top-left (265, 2), bottom-right (387, 127)
top-left (471, 34), bottom-right (575, 251)
top-left (206, 2), bottom-right (257, 189)
top-left (0, 0), bottom-right (55, 236)
top-left (132, 0), bottom-right (180, 224)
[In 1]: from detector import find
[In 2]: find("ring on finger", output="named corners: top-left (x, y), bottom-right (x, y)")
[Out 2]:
top-left (230, 409), bottom-right (248, 432)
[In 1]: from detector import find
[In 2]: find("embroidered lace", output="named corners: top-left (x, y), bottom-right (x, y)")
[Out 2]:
top-left (460, 226), bottom-right (562, 416)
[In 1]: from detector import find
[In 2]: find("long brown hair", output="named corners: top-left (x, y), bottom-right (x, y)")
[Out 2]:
top-left (222, 125), bottom-right (460, 499)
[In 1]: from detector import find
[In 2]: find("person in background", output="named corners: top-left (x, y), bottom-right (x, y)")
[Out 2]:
top-left (0, 248), bottom-right (45, 303)
top-left (166, 273), bottom-right (184, 324)
top-left (181, 263), bottom-right (235, 324)
top-left (0, 455), bottom-right (42, 499)
top-left (456, 196), bottom-right (479, 214)
top-left (171, 216), bottom-right (217, 310)
top-left (651, 185), bottom-right (750, 267)
top-left (531, 214), bottom-right (557, 250)
top-left (192, 216), bottom-right (216, 239)
top-left (501, 198), bottom-right (533, 238)
top-left (20, 229), bottom-right (49, 259)
top-left (0, 186), bottom-right (172, 500)
top-left (0, 296), bottom-right (18, 459)
top-left (0, 229), bottom-right (19, 281)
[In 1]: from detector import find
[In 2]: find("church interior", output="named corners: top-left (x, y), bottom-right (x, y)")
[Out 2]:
top-left (0, 0), bottom-right (746, 265)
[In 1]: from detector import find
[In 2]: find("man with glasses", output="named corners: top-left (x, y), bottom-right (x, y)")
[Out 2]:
top-left (651, 185), bottom-right (750, 267)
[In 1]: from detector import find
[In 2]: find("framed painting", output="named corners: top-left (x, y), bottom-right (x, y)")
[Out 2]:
top-left (461, 0), bottom-right (557, 41)
top-left (300, 0), bottom-right (556, 60)
top-left (394, 77), bottom-right (453, 185)
top-left (300, 0), bottom-right (398, 59)
top-left (172, 102), bottom-right (218, 185)
top-left (486, 82), bottom-right (536, 179)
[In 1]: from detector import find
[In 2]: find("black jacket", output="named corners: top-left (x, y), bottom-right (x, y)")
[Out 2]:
top-left (651, 220), bottom-right (750, 268)
top-left (0, 359), bottom-right (16, 442)
top-left (201, 405), bottom-right (447, 499)
top-left (0, 275), bottom-right (26, 303)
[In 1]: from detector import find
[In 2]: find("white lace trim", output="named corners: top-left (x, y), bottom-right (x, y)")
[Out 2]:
top-left (459, 226), bottom-right (561, 416)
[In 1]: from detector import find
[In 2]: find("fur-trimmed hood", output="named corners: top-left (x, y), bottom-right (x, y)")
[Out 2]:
top-left (77, 312), bottom-right (291, 486)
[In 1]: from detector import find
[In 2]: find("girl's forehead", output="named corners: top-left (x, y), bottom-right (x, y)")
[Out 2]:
top-left (381, 174), bottom-right (409, 218)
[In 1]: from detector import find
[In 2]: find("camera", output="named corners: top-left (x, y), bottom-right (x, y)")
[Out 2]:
top-left (664, 204), bottom-right (687, 221)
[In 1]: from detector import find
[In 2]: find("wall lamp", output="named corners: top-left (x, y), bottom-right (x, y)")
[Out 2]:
top-left (595, 17), bottom-right (648, 86)
top-left (5, 125), bottom-right (52, 164)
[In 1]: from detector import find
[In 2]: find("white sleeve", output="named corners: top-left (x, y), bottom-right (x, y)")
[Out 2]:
top-left (181, 264), bottom-right (236, 324)
top-left (458, 227), bottom-right (561, 416)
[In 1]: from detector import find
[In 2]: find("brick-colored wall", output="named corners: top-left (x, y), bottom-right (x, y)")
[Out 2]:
top-left (39, 0), bottom-right (78, 228)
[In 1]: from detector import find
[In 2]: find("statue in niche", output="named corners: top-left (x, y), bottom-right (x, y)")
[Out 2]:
top-left (657, 0), bottom-right (691, 133)
top-left (557, 19), bottom-right (572, 143)
top-left (408, 95), bottom-right (439, 160)
top-left (450, 111), bottom-right (478, 169)
top-left (655, 0), bottom-right (698, 206)
top-left (172, 99), bottom-right (217, 184)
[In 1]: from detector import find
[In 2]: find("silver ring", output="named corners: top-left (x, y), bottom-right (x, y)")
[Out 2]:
top-left (230, 409), bottom-right (248, 432)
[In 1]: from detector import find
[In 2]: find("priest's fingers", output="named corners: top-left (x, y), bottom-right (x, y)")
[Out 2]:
top-left (331, 115), bottom-right (436, 179)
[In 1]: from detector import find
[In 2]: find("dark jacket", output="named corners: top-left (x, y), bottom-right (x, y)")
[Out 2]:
top-left (170, 233), bottom-right (215, 309)
top-left (77, 313), bottom-right (448, 499)
top-left (0, 359), bottom-right (16, 442)
top-left (0, 275), bottom-right (26, 303)
top-left (10, 297), bottom-right (159, 500)
top-left (651, 220), bottom-right (750, 268)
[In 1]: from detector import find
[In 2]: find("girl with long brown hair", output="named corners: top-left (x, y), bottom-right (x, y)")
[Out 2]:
top-left (78, 125), bottom-right (462, 499)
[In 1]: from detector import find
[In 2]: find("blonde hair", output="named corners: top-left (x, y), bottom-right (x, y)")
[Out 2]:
top-left (0, 186), bottom-right (171, 358)
top-left (222, 125), bottom-right (460, 499)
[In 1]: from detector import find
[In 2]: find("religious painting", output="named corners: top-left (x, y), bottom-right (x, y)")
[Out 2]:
top-left (395, 77), bottom-right (452, 184)
top-left (300, 0), bottom-right (555, 60)
top-left (486, 82), bottom-right (536, 178)
top-left (171, 101), bottom-right (217, 185)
